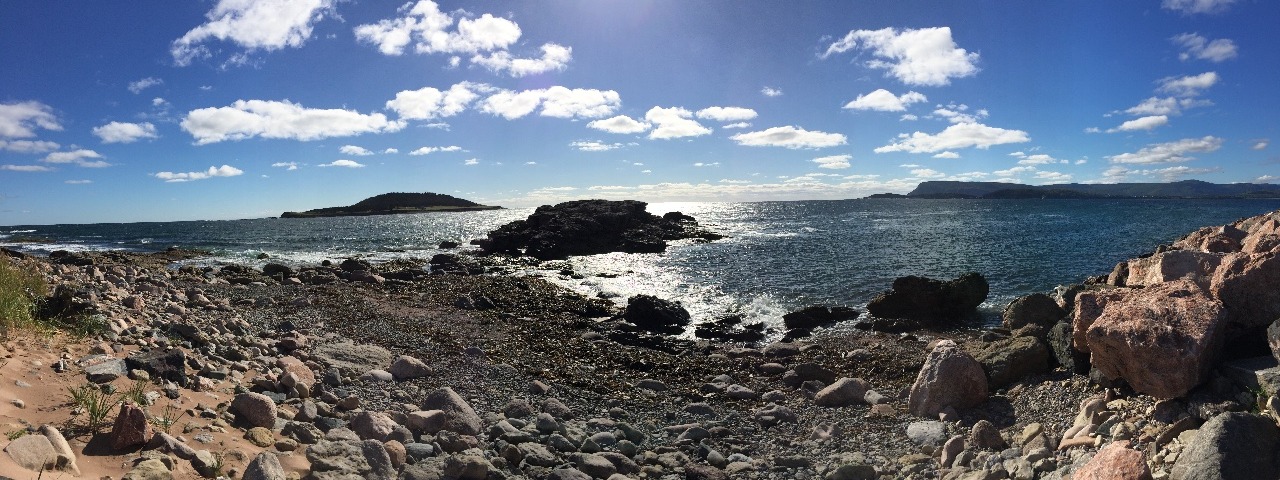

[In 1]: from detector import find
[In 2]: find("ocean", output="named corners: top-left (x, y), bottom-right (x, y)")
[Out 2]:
top-left (5, 199), bottom-right (1279, 331)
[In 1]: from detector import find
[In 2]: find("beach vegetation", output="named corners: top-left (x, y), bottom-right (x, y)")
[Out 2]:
top-left (0, 258), bottom-right (48, 338)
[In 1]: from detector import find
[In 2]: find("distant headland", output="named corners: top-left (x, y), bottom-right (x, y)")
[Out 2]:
top-left (869, 180), bottom-right (1280, 200)
top-left (279, 192), bottom-right (502, 218)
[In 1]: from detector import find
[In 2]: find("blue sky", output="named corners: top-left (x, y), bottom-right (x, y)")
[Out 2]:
top-left (1, 0), bottom-right (1277, 224)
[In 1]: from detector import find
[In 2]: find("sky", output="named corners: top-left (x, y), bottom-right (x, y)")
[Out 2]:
top-left (1, 0), bottom-right (1278, 224)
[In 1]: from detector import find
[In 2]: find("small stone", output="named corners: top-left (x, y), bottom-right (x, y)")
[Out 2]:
top-left (906, 420), bottom-right (948, 447)
top-left (111, 402), bottom-right (154, 450)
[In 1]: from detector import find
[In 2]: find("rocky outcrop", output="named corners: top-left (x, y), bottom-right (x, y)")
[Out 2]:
top-left (619, 295), bottom-right (691, 334)
top-left (866, 273), bottom-right (988, 325)
top-left (477, 200), bottom-right (723, 260)
top-left (1086, 279), bottom-right (1227, 399)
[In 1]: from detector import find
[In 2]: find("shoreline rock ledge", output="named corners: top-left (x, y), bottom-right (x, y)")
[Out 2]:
top-left (473, 199), bottom-right (725, 260)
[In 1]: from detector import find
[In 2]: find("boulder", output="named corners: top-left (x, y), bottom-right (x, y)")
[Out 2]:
top-left (1046, 321), bottom-right (1089, 373)
top-left (389, 355), bottom-right (433, 380)
top-left (111, 401), bottom-right (154, 450)
top-left (1002, 293), bottom-right (1066, 332)
top-left (866, 273), bottom-right (988, 325)
top-left (232, 392), bottom-right (278, 429)
top-left (1126, 250), bottom-right (1224, 287)
top-left (85, 358), bottom-right (128, 383)
top-left (1073, 440), bottom-right (1151, 480)
top-left (1271, 319), bottom-right (1280, 364)
top-left (312, 341), bottom-right (394, 375)
top-left (620, 295), bottom-right (690, 334)
top-left (1171, 412), bottom-right (1280, 480)
top-left (478, 199), bottom-right (723, 260)
top-left (276, 356), bottom-right (315, 389)
top-left (4, 434), bottom-right (56, 472)
top-left (1087, 279), bottom-right (1227, 399)
top-left (421, 387), bottom-right (482, 436)
top-left (306, 438), bottom-right (394, 479)
top-left (1072, 289), bottom-right (1129, 353)
top-left (1212, 251), bottom-right (1280, 329)
top-left (262, 263), bottom-right (293, 278)
top-left (967, 335), bottom-right (1051, 388)
top-left (908, 340), bottom-right (988, 417)
top-left (814, 378), bottom-right (869, 407)
top-left (125, 349), bottom-right (189, 387)
top-left (782, 306), bottom-right (859, 330)
top-left (243, 451), bottom-right (287, 480)
top-left (349, 411), bottom-right (398, 442)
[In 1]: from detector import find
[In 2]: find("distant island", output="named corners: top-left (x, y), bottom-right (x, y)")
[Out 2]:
top-left (867, 180), bottom-right (1280, 200)
top-left (280, 192), bottom-right (502, 218)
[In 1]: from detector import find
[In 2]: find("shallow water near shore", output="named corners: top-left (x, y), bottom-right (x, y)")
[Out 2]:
top-left (6, 198), bottom-right (1280, 332)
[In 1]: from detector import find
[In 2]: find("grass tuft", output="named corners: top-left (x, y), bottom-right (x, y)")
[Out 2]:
top-left (0, 259), bottom-right (48, 339)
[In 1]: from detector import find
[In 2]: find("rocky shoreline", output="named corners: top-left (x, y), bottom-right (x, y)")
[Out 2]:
top-left (3, 207), bottom-right (1280, 479)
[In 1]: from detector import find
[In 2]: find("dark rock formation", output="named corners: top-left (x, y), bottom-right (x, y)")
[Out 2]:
top-left (866, 273), bottom-right (989, 325)
top-left (782, 306), bottom-right (859, 330)
top-left (619, 295), bottom-right (691, 334)
top-left (477, 200), bottom-right (723, 260)
top-left (281, 192), bottom-right (500, 218)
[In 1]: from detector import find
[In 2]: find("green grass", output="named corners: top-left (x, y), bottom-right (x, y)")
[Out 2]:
top-left (66, 383), bottom-right (120, 434)
top-left (0, 259), bottom-right (48, 338)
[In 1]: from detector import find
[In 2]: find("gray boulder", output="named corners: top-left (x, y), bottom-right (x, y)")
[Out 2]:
top-left (1171, 412), bottom-right (1280, 480)
top-left (421, 387), bottom-right (483, 436)
top-left (968, 335), bottom-right (1051, 388)
top-left (1002, 293), bottom-right (1066, 331)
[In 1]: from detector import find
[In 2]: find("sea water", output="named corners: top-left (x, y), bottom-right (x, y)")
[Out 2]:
top-left (5, 198), bottom-right (1279, 330)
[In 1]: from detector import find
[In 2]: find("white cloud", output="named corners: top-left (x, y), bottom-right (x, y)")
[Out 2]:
top-left (587, 115), bottom-right (650, 134)
top-left (479, 87), bottom-right (620, 120)
top-left (409, 145), bottom-right (463, 155)
top-left (385, 82), bottom-right (486, 120)
top-left (1256, 175), bottom-right (1279, 183)
top-left (901, 114), bottom-right (919, 121)
top-left (153, 97), bottom-right (170, 107)
top-left (43, 149), bottom-right (109, 168)
top-left (0, 164), bottom-right (52, 172)
top-left (722, 122), bottom-right (752, 129)
top-left (355, 0), bottom-right (520, 56)
top-left (1076, 159), bottom-right (1088, 165)
top-left (843, 89), bottom-right (927, 112)
top-left (911, 168), bottom-right (946, 179)
top-left (383, 148), bottom-right (400, 154)
top-left (65, 180), bottom-right (92, 184)
top-left (931, 104), bottom-right (988, 124)
top-left (340, 145), bottom-right (374, 156)
top-left (932, 151), bottom-right (960, 159)
top-left (645, 107), bottom-right (712, 140)
top-left (822, 27), bottom-right (979, 86)
top-left (761, 87), bottom-right (783, 97)
top-left (1014, 153), bottom-right (1066, 165)
top-left (154, 164), bottom-right (244, 182)
top-left (1162, 0), bottom-right (1236, 15)
top-left (0, 101), bottom-right (61, 138)
top-left (874, 122), bottom-right (1030, 153)
top-left (1139, 165), bottom-right (1219, 181)
top-left (1035, 171), bottom-right (1073, 183)
top-left (1157, 72), bottom-right (1218, 97)
top-left (271, 161), bottom-right (299, 170)
top-left (1084, 127), bottom-right (1102, 134)
top-left (1124, 96), bottom-right (1210, 116)
top-left (813, 154), bottom-right (852, 169)
top-left (1107, 115), bottom-right (1169, 133)
top-left (0, 139), bottom-right (59, 153)
top-left (570, 141), bottom-right (624, 152)
top-left (693, 162), bottom-right (720, 167)
top-left (128, 77), bottom-right (163, 94)
top-left (463, 158), bottom-right (479, 166)
top-left (319, 159), bottom-right (364, 168)
top-left (92, 121), bottom-right (159, 143)
top-left (695, 107), bottom-right (758, 122)
top-left (731, 126), bottom-right (847, 149)
top-left (181, 100), bottom-right (405, 144)
top-left (1172, 33), bottom-right (1237, 62)
top-left (1108, 136), bottom-right (1223, 164)
top-left (471, 43), bottom-right (572, 77)
top-left (171, 0), bottom-right (337, 66)
top-left (1254, 140), bottom-right (1270, 150)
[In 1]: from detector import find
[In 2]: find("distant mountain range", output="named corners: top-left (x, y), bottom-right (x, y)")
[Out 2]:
top-left (280, 192), bottom-right (502, 218)
top-left (890, 180), bottom-right (1280, 199)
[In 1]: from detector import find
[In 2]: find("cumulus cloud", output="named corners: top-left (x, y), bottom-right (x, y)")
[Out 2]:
top-left (383, 148), bottom-right (400, 154)
top-left (471, 43), bottom-right (572, 77)
top-left (479, 87), bottom-right (620, 120)
top-left (92, 121), bottom-right (159, 143)
top-left (822, 27), bottom-right (979, 86)
top-left (0, 101), bottom-right (61, 138)
top-left (1124, 96), bottom-right (1210, 116)
top-left (181, 100), bottom-right (405, 144)
top-left (1107, 115), bottom-right (1169, 133)
top-left (1162, 0), bottom-right (1236, 15)
top-left (813, 154), bottom-right (852, 169)
top-left (644, 107), bottom-right (712, 140)
top-left (874, 122), bottom-right (1030, 154)
top-left (933, 151), bottom-right (960, 159)
top-left (1140, 165), bottom-right (1220, 181)
top-left (340, 145), bottom-right (374, 156)
top-left (271, 161), bottom-right (299, 170)
top-left (587, 115), bottom-right (650, 134)
top-left (695, 107), bottom-right (758, 122)
top-left (319, 159), bottom-right (364, 168)
top-left (409, 145), bottom-right (463, 155)
top-left (155, 165), bottom-right (244, 182)
top-left (128, 77), bottom-right (163, 94)
top-left (1157, 72), bottom-right (1218, 97)
top-left (1108, 136), bottom-right (1223, 164)
top-left (570, 141), bottom-right (624, 151)
top-left (730, 126), bottom-right (847, 149)
top-left (0, 164), bottom-right (52, 172)
top-left (761, 87), bottom-right (783, 97)
top-left (0, 139), bottom-right (59, 153)
top-left (1012, 152), bottom-right (1067, 165)
top-left (355, 0), bottom-right (569, 77)
top-left (1254, 140), bottom-right (1270, 150)
top-left (843, 89), bottom-right (927, 112)
top-left (931, 104), bottom-right (988, 124)
top-left (1172, 33), bottom-right (1237, 62)
top-left (463, 158), bottom-right (479, 165)
top-left (171, 0), bottom-right (337, 66)
top-left (385, 82), bottom-right (486, 120)
top-left (43, 149), bottom-right (109, 168)
top-left (723, 122), bottom-right (751, 129)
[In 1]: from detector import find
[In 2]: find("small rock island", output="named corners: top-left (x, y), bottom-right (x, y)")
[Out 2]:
top-left (279, 192), bottom-right (502, 218)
